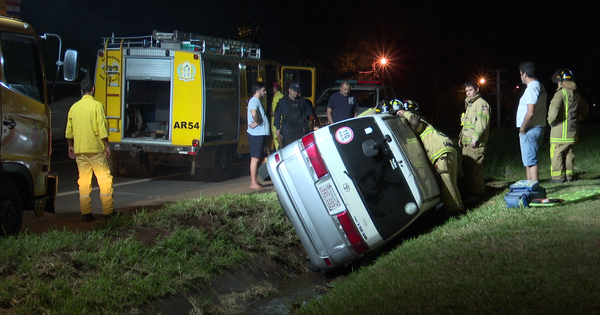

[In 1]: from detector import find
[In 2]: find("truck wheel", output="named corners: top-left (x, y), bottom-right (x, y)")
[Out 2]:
top-left (127, 153), bottom-right (156, 177)
top-left (108, 151), bottom-right (126, 176)
top-left (258, 163), bottom-right (270, 181)
top-left (212, 146), bottom-right (232, 181)
top-left (0, 181), bottom-right (23, 237)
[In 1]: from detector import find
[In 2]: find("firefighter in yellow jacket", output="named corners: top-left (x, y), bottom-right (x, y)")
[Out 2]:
top-left (459, 80), bottom-right (491, 196)
top-left (547, 69), bottom-right (589, 183)
top-left (399, 110), bottom-right (465, 214)
top-left (65, 78), bottom-right (115, 222)
top-left (270, 82), bottom-right (285, 149)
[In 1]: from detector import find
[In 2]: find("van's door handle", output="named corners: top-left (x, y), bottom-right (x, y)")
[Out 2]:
top-left (3, 119), bottom-right (17, 129)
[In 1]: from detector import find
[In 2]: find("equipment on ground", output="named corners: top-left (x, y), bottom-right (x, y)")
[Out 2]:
top-left (530, 187), bottom-right (600, 207)
top-left (504, 180), bottom-right (546, 208)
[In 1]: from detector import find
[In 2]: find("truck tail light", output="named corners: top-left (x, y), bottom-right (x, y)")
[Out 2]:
top-left (301, 133), bottom-right (328, 179)
top-left (336, 211), bottom-right (369, 254)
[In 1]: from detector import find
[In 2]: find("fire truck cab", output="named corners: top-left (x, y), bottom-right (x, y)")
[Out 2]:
top-left (94, 30), bottom-right (315, 178)
top-left (0, 15), bottom-right (78, 236)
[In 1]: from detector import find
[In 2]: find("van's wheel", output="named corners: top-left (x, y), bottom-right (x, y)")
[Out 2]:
top-left (128, 153), bottom-right (156, 177)
top-left (0, 181), bottom-right (23, 237)
top-left (307, 260), bottom-right (322, 273)
top-left (212, 146), bottom-right (232, 181)
top-left (258, 163), bottom-right (270, 181)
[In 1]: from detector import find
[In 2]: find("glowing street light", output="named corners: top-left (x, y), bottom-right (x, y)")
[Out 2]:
top-left (379, 58), bottom-right (387, 66)
top-left (479, 78), bottom-right (486, 84)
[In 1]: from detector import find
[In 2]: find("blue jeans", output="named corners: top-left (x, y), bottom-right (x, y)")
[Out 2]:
top-left (519, 127), bottom-right (545, 167)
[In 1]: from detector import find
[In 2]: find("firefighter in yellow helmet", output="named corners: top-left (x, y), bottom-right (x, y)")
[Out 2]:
top-left (547, 69), bottom-right (589, 183)
top-left (398, 109), bottom-right (465, 214)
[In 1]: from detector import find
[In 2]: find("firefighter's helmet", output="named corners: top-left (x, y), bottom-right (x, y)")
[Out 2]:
top-left (552, 68), bottom-right (574, 83)
top-left (390, 99), bottom-right (403, 112)
top-left (405, 100), bottom-right (420, 111)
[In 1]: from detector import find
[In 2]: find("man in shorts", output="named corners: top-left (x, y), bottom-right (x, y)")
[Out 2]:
top-left (516, 62), bottom-right (547, 181)
top-left (247, 82), bottom-right (269, 190)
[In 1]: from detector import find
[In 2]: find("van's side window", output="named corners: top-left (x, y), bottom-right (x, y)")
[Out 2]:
top-left (1, 33), bottom-right (45, 102)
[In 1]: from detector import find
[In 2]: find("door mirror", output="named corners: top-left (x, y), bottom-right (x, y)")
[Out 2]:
top-left (63, 49), bottom-right (79, 82)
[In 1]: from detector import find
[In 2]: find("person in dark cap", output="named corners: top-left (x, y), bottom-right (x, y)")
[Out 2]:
top-left (273, 82), bottom-right (313, 147)
top-left (547, 69), bottom-right (589, 183)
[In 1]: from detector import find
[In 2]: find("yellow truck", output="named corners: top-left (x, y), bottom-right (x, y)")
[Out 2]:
top-left (0, 14), bottom-right (78, 236)
top-left (94, 30), bottom-right (315, 178)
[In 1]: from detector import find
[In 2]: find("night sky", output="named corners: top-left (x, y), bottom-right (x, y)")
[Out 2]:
top-left (21, 0), bottom-right (600, 125)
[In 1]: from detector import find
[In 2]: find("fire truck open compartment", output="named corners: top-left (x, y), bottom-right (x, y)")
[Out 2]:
top-left (124, 80), bottom-right (171, 139)
top-left (123, 58), bottom-right (172, 140)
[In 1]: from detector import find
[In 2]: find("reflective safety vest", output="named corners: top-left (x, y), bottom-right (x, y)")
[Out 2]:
top-left (548, 86), bottom-right (588, 144)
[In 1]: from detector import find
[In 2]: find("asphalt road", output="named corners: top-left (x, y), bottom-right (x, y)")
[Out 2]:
top-left (21, 143), bottom-right (273, 233)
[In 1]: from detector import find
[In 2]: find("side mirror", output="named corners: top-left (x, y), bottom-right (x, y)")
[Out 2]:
top-left (63, 49), bottom-right (79, 82)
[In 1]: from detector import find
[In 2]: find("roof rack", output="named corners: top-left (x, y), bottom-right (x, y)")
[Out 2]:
top-left (101, 30), bottom-right (260, 59)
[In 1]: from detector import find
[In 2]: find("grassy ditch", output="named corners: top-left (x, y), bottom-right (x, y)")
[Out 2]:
top-left (295, 125), bottom-right (600, 314)
top-left (295, 178), bottom-right (600, 314)
top-left (0, 192), bottom-right (303, 314)
top-left (2, 126), bottom-right (600, 314)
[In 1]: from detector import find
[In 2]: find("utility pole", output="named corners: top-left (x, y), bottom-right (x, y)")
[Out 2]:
top-left (489, 69), bottom-right (507, 127)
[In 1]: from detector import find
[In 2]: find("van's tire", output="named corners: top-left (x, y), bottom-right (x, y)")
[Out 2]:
top-left (0, 181), bottom-right (23, 237)
top-left (307, 260), bottom-right (323, 273)
top-left (212, 146), bottom-right (233, 181)
top-left (258, 163), bottom-right (270, 181)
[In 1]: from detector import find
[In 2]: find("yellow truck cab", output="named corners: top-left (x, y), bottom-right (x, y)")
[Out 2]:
top-left (94, 30), bottom-right (315, 178)
top-left (0, 15), bottom-right (78, 236)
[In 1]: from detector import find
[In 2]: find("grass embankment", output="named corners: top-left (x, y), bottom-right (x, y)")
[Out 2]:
top-left (296, 125), bottom-right (600, 314)
top-left (0, 193), bottom-right (302, 314)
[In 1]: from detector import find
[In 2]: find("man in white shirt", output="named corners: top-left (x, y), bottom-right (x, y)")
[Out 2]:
top-left (516, 62), bottom-right (547, 181)
top-left (247, 82), bottom-right (269, 190)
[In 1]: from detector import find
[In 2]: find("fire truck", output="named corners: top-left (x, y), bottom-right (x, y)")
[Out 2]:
top-left (94, 30), bottom-right (315, 178)
top-left (0, 14), bottom-right (78, 236)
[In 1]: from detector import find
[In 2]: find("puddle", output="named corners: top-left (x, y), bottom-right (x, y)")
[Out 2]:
top-left (242, 271), bottom-right (328, 314)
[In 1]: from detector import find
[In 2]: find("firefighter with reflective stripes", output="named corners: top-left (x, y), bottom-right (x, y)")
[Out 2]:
top-left (399, 110), bottom-right (465, 214)
top-left (547, 69), bottom-right (589, 183)
top-left (459, 80), bottom-right (491, 196)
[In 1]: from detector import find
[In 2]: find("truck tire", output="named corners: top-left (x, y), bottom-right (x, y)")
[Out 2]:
top-left (0, 181), bottom-right (23, 237)
top-left (212, 146), bottom-right (232, 181)
top-left (127, 153), bottom-right (156, 177)
top-left (258, 163), bottom-right (270, 181)
top-left (108, 151), bottom-right (126, 176)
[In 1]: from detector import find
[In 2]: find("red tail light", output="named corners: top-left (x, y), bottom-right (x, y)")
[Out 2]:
top-left (336, 211), bottom-right (369, 254)
top-left (301, 133), bottom-right (328, 179)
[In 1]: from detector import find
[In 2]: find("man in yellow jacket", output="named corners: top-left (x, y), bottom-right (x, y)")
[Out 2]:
top-left (459, 80), bottom-right (491, 196)
top-left (547, 69), bottom-right (589, 183)
top-left (270, 82), bottom-right (284, 149)
top-left (399, 110), bottom-right (465, 214)
top-left (65, 78), bottom-right (115, 221)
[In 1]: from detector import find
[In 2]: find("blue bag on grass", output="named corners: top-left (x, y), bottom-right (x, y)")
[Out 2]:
top-left (504, 180), bottom-right (546, 208)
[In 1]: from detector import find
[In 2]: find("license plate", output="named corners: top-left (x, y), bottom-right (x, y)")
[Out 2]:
top-left (318, 181), bottom-right (342, 211)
